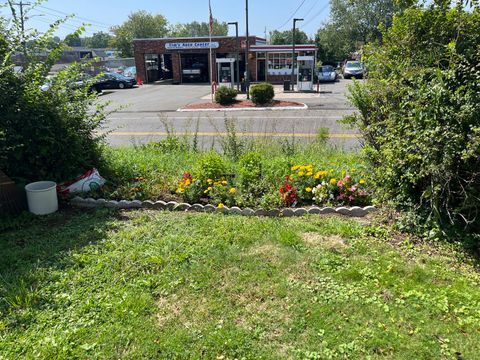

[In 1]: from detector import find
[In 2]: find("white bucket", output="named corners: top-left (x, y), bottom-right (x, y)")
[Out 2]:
top-left (25, 181), bottom-right (58, 215)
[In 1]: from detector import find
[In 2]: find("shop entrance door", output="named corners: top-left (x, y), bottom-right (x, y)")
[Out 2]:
top-left (181, 53), bottom-right (209, 83)
top-left (257, 60), bottom-right (266, 82)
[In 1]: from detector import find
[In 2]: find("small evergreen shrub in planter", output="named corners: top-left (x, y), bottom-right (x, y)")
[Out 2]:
top-left (215, 86), bottom-right (238, 105)
top-left (250, 83), bottom-right (275, 105)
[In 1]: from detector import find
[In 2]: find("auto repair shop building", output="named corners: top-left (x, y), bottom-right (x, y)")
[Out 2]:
top-left (133, 36), bottom-right (317, 85)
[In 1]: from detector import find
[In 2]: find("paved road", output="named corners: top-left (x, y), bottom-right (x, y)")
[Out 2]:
top-left (101, 80), bottom-right (362, 149)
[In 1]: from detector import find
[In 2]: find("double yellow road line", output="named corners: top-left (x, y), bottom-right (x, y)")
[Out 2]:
top-left (105, 131), bottom-right (360, 139)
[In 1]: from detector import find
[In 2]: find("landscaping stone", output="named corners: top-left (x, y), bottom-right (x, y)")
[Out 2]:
top-left (204, 204), bottom-right (216, 213)
top-left (153, 201), bottom-right (167, 210)
top-left (118, 200), bottom-right (133, 209)
top-left (142, 200), bottom-right (156, 209)
top-left (174, 203), bottom-right (191, 211)
top-left (215, 206), bottom-right (229, 214)
top-left (294, 208), bottom-right (307, 216)
top-left (95, 198), bottom-right (107, 207)
top-left (336, 207), bottom-right (352, 216)
top-left (254, 209), bottom-right (268, 216)
top-left (190, 204), bottom-right (205, 212)
top-left (229, 207), bottom-right (242, 215)
top-left (105, 200), bottom-right (119, 209)
top-left (165, 201), bottom-right (178, 210)
top-left (267, 209), bottom-right (280, 217)
top-left (131, 200), bottom-right (143, 209)
top-left (241, 208), bottom-right (255, 216)
top-left (364, 206), bottom-right (377, 213)
top-left (319, 207), bottom-right (336, 214)
top-left (350, 206), bottom-right (367, 217)
top-left (281, 208), bottom-right (294, 217)
top-left (308, 207), bottom-right (321, 214)
top-left (70, 196), bottom-right (84, 205)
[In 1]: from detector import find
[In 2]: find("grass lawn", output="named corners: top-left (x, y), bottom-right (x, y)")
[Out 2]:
top-left (1, 209), bottom-right (479, 359)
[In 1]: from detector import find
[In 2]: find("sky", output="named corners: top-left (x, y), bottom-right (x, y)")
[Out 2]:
top-left (1, 0), bottom-right (331, 39)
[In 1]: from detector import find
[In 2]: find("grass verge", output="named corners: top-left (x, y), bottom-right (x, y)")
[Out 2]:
top-left (1, 209), bottom-right (479, 359)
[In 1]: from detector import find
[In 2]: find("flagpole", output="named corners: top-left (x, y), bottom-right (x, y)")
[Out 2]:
top-left (209, 0), bottom-right (214, 103)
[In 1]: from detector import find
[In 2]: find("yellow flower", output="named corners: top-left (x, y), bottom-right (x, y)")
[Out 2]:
top-left (222, 180), bottom-right (228, 185)
top-left (185, 179), bottom-right (191, 186)
top-left (204, 186), bottom-right (212, 194)
top-left (359, 179), bottom-right (366, 185)
top-left (298, 171), bottom-right (305, 177)
top-left (306, 187), bottom-right (312, 193)
top-left (218, 203), bottom-right (225, 209)
top-left (330, 178), bottom-right (337, 185)
top-left (229, 188), bottom-right (237, 194)
top-left (306, 171), bottom-right (313, 177)
top-left (176, 188), bottom-right (184, 193)
top-left (292, 165), bottom-right (300, 171)
top-left (207, 179), bottom-right (213, 184)
top-left (299, 165), bottom-right (306, 171)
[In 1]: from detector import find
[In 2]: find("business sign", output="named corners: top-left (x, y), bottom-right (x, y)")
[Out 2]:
top-left (165, 42), bottom-right (220, 50)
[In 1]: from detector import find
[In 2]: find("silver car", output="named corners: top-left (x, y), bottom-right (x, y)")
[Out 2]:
top-left (343, 61), bottom-right (364, 79)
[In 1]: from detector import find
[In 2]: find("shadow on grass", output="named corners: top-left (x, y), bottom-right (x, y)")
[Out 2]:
top-left (0, 207), bottom-right (116, 315)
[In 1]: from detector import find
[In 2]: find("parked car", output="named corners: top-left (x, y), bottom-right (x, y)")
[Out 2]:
top-left (40, 74), bottom-right (103, 94)
top-left (318, 65), bottom-right (338, 82)
top-left (96, 72), bottom-right (137, 89)
top-left (182, 63), bottom-right (207, 82)
top-left (343, 61), bottom-right (365, 79)
top-left (123, 66), bottom-right (137, 78)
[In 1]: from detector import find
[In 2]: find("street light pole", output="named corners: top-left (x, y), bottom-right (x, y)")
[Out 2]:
top-left (290, 18), bottom-right (303, 91)
top-left (228, 22), bottom-right (240, 92)
top-left (245, 0), bottom-right (250, 99)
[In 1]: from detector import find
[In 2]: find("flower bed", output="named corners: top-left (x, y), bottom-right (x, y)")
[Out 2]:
top-left (180, 100), bottom-right (306, 110)
top-left (174, 164), bottom-right (370, 209)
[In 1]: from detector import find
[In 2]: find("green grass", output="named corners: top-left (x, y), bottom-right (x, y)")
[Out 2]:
top-left (1, 210), bottom-right (479, 359)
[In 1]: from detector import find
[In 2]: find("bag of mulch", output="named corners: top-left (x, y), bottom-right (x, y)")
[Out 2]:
top-left (57, 168), bottom-right (106, 196)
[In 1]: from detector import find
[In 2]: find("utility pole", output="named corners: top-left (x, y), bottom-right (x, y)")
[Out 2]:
top-left (245, 0), bottom-right (250, 99)
top-left (228, 22), bottom-right (240, 92)
top-left (12, 1), bottom-right (31, 60)
top-left (290, 18), bottom-right (303, 91)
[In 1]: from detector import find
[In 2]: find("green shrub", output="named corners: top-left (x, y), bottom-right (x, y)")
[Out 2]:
top-left (250, 83), bottom-right (274, 105)
top-left (0, 27), bottom-right (107, 182)
top-left (196, 151), bottom-right (228, 182)
top-left (215, 86), bottom-right (237, 105)
top-left (345, 3), bottom-right (480, 235)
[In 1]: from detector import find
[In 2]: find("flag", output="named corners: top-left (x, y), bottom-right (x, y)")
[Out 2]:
top-left (209, 0), bottom-right (214, 35)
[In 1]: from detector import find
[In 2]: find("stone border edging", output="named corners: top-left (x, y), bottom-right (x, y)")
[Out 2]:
top-left (70, 196), bottom-right (376, 217)
top-left (177, 103), bottom-right (308, 112)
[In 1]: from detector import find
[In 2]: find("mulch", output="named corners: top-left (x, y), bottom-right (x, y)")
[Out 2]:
top-left (182, 99), bottom-right (304, 110)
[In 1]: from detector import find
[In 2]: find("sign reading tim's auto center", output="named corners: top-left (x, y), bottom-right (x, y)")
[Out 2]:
top-left (165, 42), bottom-right (220, 50)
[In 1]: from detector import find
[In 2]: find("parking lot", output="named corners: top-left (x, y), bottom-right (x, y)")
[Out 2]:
top-left (101, 79), bottom-right (361, 149)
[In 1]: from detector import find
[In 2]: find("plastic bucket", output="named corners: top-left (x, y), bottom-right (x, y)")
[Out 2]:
top-left (25, 181), bottom-right (58, 215)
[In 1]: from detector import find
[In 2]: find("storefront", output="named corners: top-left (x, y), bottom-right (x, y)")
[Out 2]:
top-left (133, 36), bottom-right (317, 85)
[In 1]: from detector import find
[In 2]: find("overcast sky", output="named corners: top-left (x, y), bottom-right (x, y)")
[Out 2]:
top-left (1, 0), bottom-right (331, 39)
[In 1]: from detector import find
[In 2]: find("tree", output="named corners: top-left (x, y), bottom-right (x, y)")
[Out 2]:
top-left (110, 11), bottom-right (169, 57)
top-left (169, 19), bottom-right (228, 37)
top-left (65, 33), bottom-right (82, 47)
top-left (269, 29), bottom-right (310, 45)
top-left (83, 32), bottom-right (113, 48)
top-left (345, 1), bottom-right (480, 235)
top-left (315, 0), bottom-right (414, 62)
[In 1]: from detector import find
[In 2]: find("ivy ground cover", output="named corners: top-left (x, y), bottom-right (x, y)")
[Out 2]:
top-left (1, 210), bottom-right (479, 359)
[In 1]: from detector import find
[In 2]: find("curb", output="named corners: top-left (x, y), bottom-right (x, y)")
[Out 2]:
top-left (177, 104), bottom-right (308, 112)
top-left (70, 196), bottom-right (376, 218)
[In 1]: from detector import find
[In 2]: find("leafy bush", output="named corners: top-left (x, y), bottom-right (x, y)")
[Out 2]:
top-left (215, 86), bottom-right (237, 105)
top-left (0, 21), bottom-right (107, 182)
top-left (196, 151), bottom-right (228, 182)
top-left (345, 3), bottom-right (480, 235)
top-left (250, 83), bottom-right (275, 105)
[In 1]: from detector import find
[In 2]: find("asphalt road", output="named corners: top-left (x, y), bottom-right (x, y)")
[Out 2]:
top-left (101, 80), bottom-right (362, 149)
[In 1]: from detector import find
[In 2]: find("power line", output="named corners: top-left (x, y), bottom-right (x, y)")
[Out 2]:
top-left (302, 0), bottom-right (321, 19)
top-left (37, 4), bottom-right (113, 27)
top-left (300, 2), bottom-right (330, 29)
top-left (275, 0), bottom-right (308, 30)
top-left (31, 9), bottom-right (111, 31)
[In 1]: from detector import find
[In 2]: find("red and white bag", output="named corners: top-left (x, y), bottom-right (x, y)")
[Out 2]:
top-left (57, 168), bottom-right (106, 196)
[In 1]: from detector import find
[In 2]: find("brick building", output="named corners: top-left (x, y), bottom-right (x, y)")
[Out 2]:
top-left (133, 36), bottom-right (317, 85)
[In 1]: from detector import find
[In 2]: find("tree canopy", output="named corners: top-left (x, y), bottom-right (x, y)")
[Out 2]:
top-left (169, 19), bottom-right (228, 37)
top-left (315, 0), bottom-right (414, 62)
top-left (269, 29), bottom-right (311, 45)
top-left (110, 11), bottom-right (169, 57)
top-left (83, 32), bottom-right (113, 49)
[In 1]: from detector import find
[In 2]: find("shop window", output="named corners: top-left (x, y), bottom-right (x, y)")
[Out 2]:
top-left (267, 52), bottom-right (296, 76)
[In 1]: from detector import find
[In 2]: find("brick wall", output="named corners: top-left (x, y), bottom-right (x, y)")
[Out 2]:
top-left (134, 36), bottom-right (259, 84)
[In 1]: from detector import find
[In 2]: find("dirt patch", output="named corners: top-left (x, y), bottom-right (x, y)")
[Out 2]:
top-left (245, 243), bottom-right (284, 264)
top-left (181, 99), bottom-right (305, 110)
top-left (302, 232), bottom-right (346, 250)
